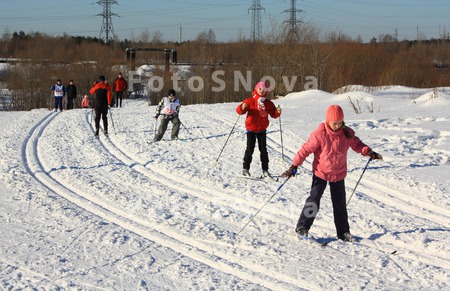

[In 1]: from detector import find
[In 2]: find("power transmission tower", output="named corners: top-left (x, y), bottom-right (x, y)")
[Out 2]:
top-left (248, 0), bottom-right (265, 42)
top-left (283, 0), bottom-right (303, 40)
top-left (96, 0), bottom-right (118, 42)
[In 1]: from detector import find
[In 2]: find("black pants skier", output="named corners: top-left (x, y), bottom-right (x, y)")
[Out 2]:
top-left (154, 116), bottom-right (180, 141)
top-left (243, 130), bottom-right (269, 171)
top-left (67, 97), bottom-right (75, 110)
top-left (94, 107), bottom-right (108, 135)
top-left (115, 91), bottom-right (124, 107)
top-left (296, 175), bottom-right (350, 238)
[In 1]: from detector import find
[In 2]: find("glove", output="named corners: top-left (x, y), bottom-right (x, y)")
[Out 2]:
top-left (281, 165), bottom-right (298, 178)
top-left (277, 105), bottom-right (282, 114)
top-left (154, 115), bottom-right (159, 119)
top-left (369, 151), bottom-right (382, 160)
top-left (241, 103), bottom-right (248, 110)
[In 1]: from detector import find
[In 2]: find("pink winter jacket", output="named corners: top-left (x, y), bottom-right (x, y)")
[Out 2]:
top-left (292, 123), bottom-right (371, 182)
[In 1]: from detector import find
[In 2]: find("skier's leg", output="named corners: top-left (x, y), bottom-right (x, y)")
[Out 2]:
top-left (330, 179), bottom-right (350, 238)
top-left (94, 108), bottom-right (101, 135)
top-left (102, 108), bottom-right (108, 132)
top-left (154, 118), bottom-right (169, 141)
top-left (257, 131), bottom-right (269, 171)
top-left (243, 132), bottom-right (256, 170)
top-left (296, 175), bottom-right (327, 232)
top-left (171, 116), bottom-right (181, 139)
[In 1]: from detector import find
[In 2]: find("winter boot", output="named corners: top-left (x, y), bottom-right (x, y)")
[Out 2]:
top-left (242, 169), bottom-right (250, 177)
top-left (95, 129), bottom-right (99, 137)
top-left (262, 170), bottom-right (271, 177)
top-left (338, 232), bottom-right (354, 242)
top-left (296, 227), bottom-right (309, 237)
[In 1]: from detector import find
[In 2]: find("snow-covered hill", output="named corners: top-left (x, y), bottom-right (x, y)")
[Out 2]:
top-left (0, 86), bottom-right (449, 290)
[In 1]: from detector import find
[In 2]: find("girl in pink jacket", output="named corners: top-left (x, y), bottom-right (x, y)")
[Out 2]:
top-left (282, 105), bottom-right (382, 242)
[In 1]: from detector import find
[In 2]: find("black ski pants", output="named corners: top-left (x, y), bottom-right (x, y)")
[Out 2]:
top-left (94, 107), bottom-right (108, 133)
top-left (67, 97), bottom-right (75, 110)
top-left (296, 175), bottom-right (350, 238)
top-left (243, 130), bottom-right (269, 171)
top-left (115, 91), bottom-right (124, 107)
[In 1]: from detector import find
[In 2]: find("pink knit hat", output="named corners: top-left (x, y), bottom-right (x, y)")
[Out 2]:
top-left (254, 81), bottom-right (268, 92)
top-left (326, 105), bottom-right (344, 122)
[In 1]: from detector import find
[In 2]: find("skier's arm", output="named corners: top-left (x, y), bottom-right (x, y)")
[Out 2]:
top-left (154, 98), bottom-right (164, 118)
top-left (236, 101), bottom-right (249, 115)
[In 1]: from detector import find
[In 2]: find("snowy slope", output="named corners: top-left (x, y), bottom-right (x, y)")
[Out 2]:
top-left (0, 86), bottom-right (449, 290)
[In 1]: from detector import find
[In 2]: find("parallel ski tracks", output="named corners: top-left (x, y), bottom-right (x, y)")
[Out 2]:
top-left (21, 109), bottom-right (449, 288)
top-left (196, 108), bottom-right (450, 227)
top-left (21, 111), bottom-right (317, 290)
top-left (199, 108), bottom-right (450, 266)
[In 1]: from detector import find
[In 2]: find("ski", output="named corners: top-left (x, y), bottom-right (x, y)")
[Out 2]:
top-left (291, 232), bottom-right (398, 254)
top-left (233, 174), bottom-right (280, 182)
top-left (353, 237), bottom-right (398, 255)
top-left (297, 234), bottom-right (336, 247)
top-left (264, 174), bottom-right (280, 182)
top-left (233, 175), bottom-right (266, 182)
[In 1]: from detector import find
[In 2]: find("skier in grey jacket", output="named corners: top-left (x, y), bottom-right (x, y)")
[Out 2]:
top-left (153, 89), bottom-right (181, 141)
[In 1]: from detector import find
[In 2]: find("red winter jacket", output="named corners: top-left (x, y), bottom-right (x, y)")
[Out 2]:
top-left (292, 123), bottom-right (371, 182)
top-left (236, 90), bottom-right (280, 132)
top-left (89, 82), bottom-right (112, 108)
top-left (113, 77), bottom-right (127, 92)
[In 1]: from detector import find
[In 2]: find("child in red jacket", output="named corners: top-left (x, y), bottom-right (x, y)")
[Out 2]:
top-left (282, 105), bottom-right (382, 241)
top-left (236, 82), bottom-right (281, 177)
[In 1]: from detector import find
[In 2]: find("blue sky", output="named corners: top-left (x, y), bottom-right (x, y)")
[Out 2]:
top-left (1, 0), bottom-right (450, 42)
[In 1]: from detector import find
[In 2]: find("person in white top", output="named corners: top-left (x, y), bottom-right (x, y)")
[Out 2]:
top-left (50, 79), bottom-right (66, 112)
top-left (153, 89), bottom-right (181, 141)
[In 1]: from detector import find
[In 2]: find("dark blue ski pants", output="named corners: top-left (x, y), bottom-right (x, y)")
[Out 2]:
top-left (296, 175), bottom-right (350, 238)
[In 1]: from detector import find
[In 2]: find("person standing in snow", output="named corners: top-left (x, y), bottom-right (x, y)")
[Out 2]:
top-left (66, 80), bottom-right (77, 110)
top-left (281, 104), bottom-right (383, 242)
top-left (50, 79), bottom-right (66, 112)
top-left (113, 72), bottom-right (128, 108)
top-left (89, 76), bottom-right (112, 137)
top-left (236, 81), bottom-right (281, 177)
top-left (153, 89), bottom-right (181, 142)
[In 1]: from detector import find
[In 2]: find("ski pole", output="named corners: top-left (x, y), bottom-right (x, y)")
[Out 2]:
top-left (278, 105), bottom-right (284, 162)
top-left (180, 121), bottom-right (191, 136)
top-left (108, 107), bottom-right (116, 134)
top-left (237, 176), bottom-right (291, 236)
top-left (214, 114), bottom-right (241, 167)
top-left (347, 158), bottom-right (372, 205)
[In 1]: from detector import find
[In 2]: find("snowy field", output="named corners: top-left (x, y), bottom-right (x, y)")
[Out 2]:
top-left (0, 86), bottom-right (449, 290)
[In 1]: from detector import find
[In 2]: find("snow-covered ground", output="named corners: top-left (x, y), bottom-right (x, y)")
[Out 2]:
top-left (0, 86), bottom-right (449, 290)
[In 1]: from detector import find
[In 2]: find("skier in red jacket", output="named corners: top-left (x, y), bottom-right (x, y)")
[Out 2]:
top-left (236, 81), bottom-right (281, 177)
top-left (89, 76), bottom-right (112, 137)
top-left (112, 72), bottom-right (128, 108)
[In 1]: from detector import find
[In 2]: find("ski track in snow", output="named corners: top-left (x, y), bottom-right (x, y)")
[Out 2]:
top-left (20, 111), bottom-right (306, 289)
top-left (2, 88), bottom-right (449, 289)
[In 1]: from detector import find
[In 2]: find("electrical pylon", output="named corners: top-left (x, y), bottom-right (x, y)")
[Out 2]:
top-left (283, 0), bottom-right (303, 39)
top-left (96, 0), bottom-right (118, 42)
top-left (248, 0), bottom-right (265, 42)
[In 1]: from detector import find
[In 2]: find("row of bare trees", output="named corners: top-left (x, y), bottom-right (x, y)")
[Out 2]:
top-left (1, 27), bottom-right (450, 111)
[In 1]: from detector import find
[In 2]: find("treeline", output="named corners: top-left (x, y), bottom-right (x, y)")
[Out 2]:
top-left (1, 29), bottom-right (450, 111)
